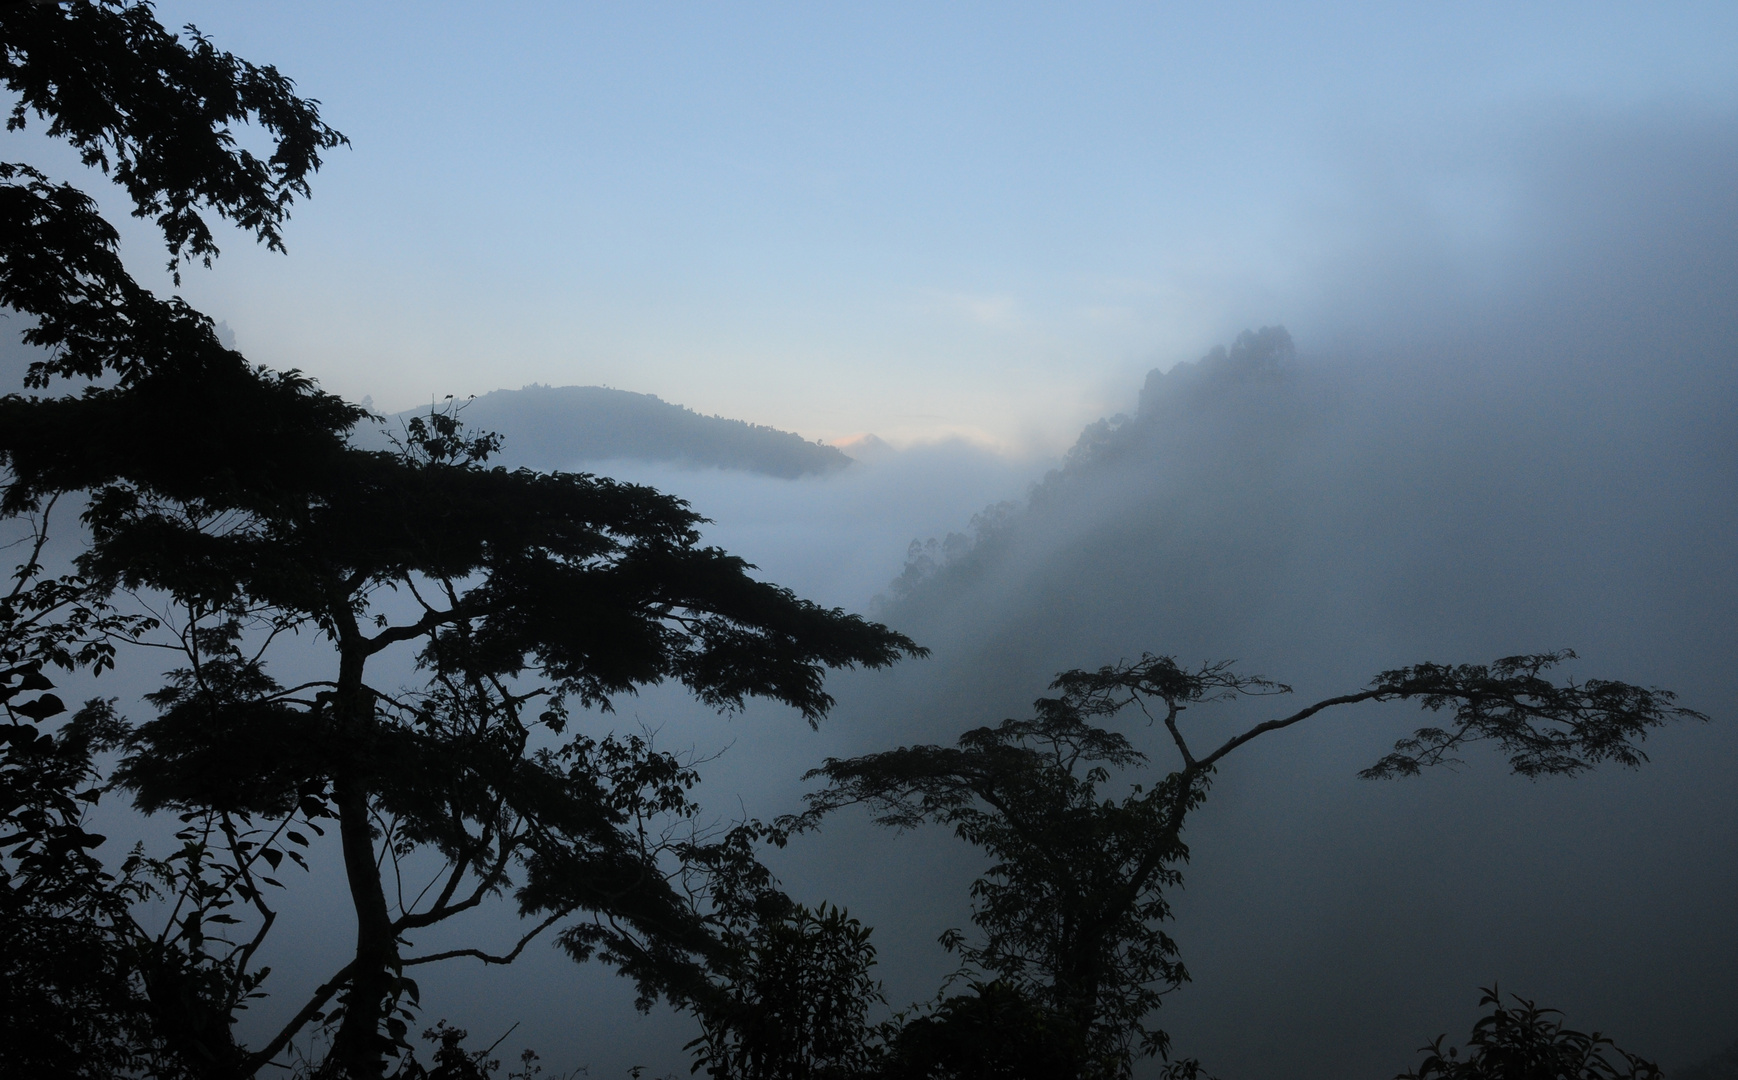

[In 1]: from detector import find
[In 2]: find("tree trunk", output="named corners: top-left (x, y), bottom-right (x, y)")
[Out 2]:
top-left (329, 775), bottom-right (397, 1078)
top-left (328, 637), bottom-right (398, 1079)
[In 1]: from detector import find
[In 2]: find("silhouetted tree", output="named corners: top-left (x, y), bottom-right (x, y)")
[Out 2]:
top-left (1, 5), bottom-right (923, 1077)
top-left (802, 652), bottom-right (1703, 1080)
top-left (1, 689), bottom-right (157, 1080)
top-left (1398, 986), bottom-right (1662, 1080)
top-left (686, 895), bottom-right (885, 1080)
top-left (0, 490), bottom-right (171, 1078)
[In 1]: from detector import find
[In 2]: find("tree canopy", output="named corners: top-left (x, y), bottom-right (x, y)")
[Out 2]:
top-left (1, 4), bottom-right (922, 1077)
top-left (800, 652), bottom-right (1704, 1079)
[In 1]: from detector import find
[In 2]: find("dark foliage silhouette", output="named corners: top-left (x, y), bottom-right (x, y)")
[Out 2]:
top-left (878, 980), bottom-right (1078, 1080)
top-left (1, 688), bottom-right (156, 1079)
top-left (74, 403), bottom-right (918, 1072)
top-left (1397, 987), bottom-right (1662, 1080)
top-left (1, 5), bottom-right (922, 1077)
top-left (801, 652), bottom-right (1703, 1079)
top-left (1, 0), bottom-right (345, 282)
top-left (686, 892), bottom-right (885, 1079)
top-left (389, 1021), bottom-right (559, 1080)
top-left (1, 456), bottom-right (167, 1075)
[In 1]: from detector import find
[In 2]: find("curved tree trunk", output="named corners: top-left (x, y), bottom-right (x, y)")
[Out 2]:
top-left (329, 774), bottom-right (397, 1078)
top-left (327, 635), bottom-right (398, 1079)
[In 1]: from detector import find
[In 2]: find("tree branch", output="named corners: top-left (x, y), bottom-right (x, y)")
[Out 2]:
top-left (244, 961), bottom-right (356, 1073)
top-left (361, 604), bottom-right (459, 655)
top-left (394, 832), bottom-right (515, 932)
top-left (1196, 690), bottom-right (1384, 770)
top-left (1143, 698), bottom-right (1195, 769)
top-left (402, 910), bottom-right (569, 968)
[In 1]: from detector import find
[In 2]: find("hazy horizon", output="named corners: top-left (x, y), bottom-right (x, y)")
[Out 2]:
top-left (10, 2), bottom-right (1732, 452)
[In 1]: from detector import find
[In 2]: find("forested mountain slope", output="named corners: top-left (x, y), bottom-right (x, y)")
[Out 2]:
top-left (375, 384), bottom-right (851, 477)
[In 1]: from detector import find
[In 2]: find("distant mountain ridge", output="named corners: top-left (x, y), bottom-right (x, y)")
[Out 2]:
top-left (375, 384), bottom-right (851, 478)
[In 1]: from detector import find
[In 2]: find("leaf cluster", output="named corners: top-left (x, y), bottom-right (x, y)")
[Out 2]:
top-left (2, 0), bottom-right (347, 278)
top-left (1363, 652), bottom-right (1708, 779)
top-left (1398, 986), bottom-right (1662, 1080)
top-left (686, 900), bottom-right (885, 1080)
top-left (0, 701), bottom-right (160, 1080)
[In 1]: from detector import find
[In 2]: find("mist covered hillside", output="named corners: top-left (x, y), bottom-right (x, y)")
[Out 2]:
top-left (840, 311), bottom-right (1736, 1076)
top-left (877, 324), bottom-right (1306, 614)
top-left (372, 384), bottom-right (851, 477)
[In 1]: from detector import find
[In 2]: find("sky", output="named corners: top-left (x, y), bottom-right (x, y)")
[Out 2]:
top-left (49, 1), bottom-right (1738, 450)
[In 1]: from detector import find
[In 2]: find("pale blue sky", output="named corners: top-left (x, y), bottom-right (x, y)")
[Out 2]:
top-left (86, 2), bottom-right (1738, 447)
